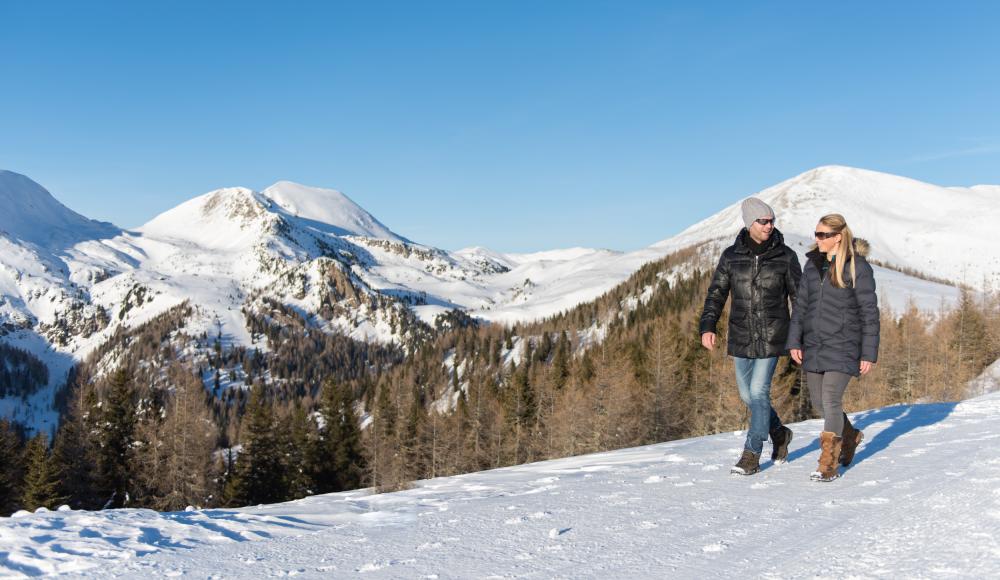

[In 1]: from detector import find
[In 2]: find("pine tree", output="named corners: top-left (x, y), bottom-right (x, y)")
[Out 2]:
top-left (402, 383), bottom-right (429, 480)
top-left (226, 383), bottom-right (289, 506)
top-left (51, 383), bottom-right (101, 510)
top-left (551, 331), bottom-right (570, 390)
top-left (20, 432), bottom-right (65, 511)
top-left (0, 419), bottom-right (22, 515)
top-left (285, 404), bottom-right (315, 500)
top-left (311, 380), bottom-right (365, 493)
top-left (98, 368), bottom-right (137, 508)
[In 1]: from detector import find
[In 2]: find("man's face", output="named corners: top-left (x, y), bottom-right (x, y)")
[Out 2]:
top-left (748, 216), bottom-right (775, 243)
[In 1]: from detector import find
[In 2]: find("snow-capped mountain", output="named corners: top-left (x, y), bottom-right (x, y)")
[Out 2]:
top-left (0, 166), bottom-right (994, 431)
top-left (659, 165), bottom-right (999, 286)
top-left (0, 170), bottom-right (119, 249)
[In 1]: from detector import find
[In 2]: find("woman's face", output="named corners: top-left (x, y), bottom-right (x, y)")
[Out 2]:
top-left (814, 222), bottom-right (842, 255)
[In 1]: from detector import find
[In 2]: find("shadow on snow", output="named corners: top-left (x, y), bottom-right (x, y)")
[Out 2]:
top-left (779, 401), bottom-right (958, 470)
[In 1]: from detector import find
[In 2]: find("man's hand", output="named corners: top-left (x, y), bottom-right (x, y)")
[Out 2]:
top-left (701, 332), bottom-right (716, 351)
top-left (790, 348), bottom-right (803, 364)
top-left (860, 361), bottom-right (874, 375)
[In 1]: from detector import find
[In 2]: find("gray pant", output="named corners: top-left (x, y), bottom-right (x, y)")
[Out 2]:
top-left (806, 371), bottom-right (852, 434)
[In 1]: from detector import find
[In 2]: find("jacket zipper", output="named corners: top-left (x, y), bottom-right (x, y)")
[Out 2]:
top-left (818, 260), bottom-right (826, 351)
top-left (753, 255), bottom-right (760, 357)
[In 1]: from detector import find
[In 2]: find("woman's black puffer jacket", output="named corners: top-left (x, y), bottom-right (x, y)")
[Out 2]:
top-left (699, 228), bottom-right (802, 359)
top-left (785, 240), bottom-right (880, 377)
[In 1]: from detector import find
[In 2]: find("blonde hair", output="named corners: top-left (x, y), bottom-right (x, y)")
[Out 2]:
top-left (811, 213), bottom-right (857, 288)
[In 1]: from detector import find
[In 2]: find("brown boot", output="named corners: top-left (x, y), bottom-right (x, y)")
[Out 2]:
top-left (730, 449), bottom-right (760, 476)
top-left (840, 413), bottom-right (864, 466)
top-left (810, 431), bottom-right (843, 482)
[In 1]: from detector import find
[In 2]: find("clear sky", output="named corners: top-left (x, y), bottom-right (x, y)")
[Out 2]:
top-left (2, 1), bottom-right (998, 252)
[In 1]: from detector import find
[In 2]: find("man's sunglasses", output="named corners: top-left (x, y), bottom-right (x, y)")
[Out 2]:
top-left (754, 218), bottom-right (775, 226)
top-left (814, 231), bottom-right (840, 240)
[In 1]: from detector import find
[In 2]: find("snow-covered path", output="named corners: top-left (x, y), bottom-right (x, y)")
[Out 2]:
top-left (3, 392), bottom-right (1000, 578)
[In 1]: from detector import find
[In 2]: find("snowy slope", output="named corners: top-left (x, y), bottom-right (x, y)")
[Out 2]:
top-left (0, 170), bottom-right (119, 249)
top-left (659, 165), bottom-right (998, 286)
top-left (262, 181), bottom-right (405, 242)
top-left (2, 391), bottom-right (999, 578)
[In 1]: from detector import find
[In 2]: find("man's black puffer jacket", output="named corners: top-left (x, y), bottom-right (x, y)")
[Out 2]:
top-left (785, 241), bottom-right (880, 377)
top-left (699, 228), bottom-right (802, 359)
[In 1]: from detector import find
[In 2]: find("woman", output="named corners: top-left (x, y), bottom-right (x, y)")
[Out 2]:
top-left (786, 213), bottom-right (880, 482)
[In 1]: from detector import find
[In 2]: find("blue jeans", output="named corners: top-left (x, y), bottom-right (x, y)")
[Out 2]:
top-left (733, 357), bottom-right (783, 455)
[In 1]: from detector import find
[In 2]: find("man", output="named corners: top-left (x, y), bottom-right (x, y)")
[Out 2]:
top-left (700, 197), bottom-right (802, 475)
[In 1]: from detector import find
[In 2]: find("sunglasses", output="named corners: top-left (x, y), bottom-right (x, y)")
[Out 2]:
top-left (814, 231), bottom-right (840, 240)
top-left (754, 218), bottom-right (775, 226)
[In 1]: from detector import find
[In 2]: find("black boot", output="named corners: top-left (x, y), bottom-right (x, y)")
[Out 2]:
top-left (770, 425), bottom-right (793, 464)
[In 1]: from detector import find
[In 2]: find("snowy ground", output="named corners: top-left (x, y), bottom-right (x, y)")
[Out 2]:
top-left (3, 392), bottom-right (1000, 578)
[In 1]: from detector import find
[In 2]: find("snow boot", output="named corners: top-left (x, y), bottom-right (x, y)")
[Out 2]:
top-left (810, 431), bottom-right (842, 482)
top-left (731, 449), bottom-right (760, 476)
top-left (770, 425), bottom-right (793, 464)
top-left (840, 413), bottom-right (863, 467)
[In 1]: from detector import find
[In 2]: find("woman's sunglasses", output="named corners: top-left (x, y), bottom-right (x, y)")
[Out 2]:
top-left (814, 231), bottom-right (840, 240)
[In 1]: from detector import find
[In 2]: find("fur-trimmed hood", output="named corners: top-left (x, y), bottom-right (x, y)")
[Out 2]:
top-left (806, 237), bottom-right (871, 260)
top-left (854, 237), bottom-right (870, 257)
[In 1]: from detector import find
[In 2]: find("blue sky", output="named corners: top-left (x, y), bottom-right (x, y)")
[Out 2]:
top-left (2, 1), bottom-right (998, 252)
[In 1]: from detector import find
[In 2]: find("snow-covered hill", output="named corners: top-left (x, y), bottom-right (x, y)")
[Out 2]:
top-left (2, 390), bottom-right (998, 578)
top-left (659, 165), bottom-right (999, 286)
top-left (0, 166), bottom-right (993, 432)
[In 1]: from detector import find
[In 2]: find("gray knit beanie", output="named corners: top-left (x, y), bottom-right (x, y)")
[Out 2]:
top-left (741, 197), bottom-right (775, 229)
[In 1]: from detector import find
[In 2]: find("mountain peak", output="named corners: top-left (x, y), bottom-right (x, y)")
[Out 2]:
top-left (261, 181), bottom-right (403, 241)
top-left (0, 170), bottom-right (119, 248)
top-left (662, 164), bottom-right (999, 283)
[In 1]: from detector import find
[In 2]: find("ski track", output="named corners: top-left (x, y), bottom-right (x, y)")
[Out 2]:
top-left (2, 393), bottom-right (1000, 578)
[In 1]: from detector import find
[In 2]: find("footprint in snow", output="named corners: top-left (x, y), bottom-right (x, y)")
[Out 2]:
top-left (358, 559), bottom-right (416, 573)
top-left (504, 511), bottom-right (552, 525)
top-left (643, 475), bottom-right (679, 484)
top-left (662, 454), bottom-right (686, 463)
top-left (358, 561), bottom-right (389, 573)
top-left (702, 541), bottom-right (728, 553)
top-left (858, 497), bottom-right (890, 505)
top-left (674, 481), bottom-right (695, 487)
top-left (417, 542), bottom-right (443, 551)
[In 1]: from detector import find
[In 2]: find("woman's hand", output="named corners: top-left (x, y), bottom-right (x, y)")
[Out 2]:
top-left (790, 348), bottom-right (803, 364)
top-left (860, 360), bottom-right (874, 375)
top-left (701, 332), bottom-right (716, 351)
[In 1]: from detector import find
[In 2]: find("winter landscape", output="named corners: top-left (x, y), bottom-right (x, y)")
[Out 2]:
top-left (1, 162), bottom-right (998, 578)
top-left (4, 2), bottom-right (1000, 578)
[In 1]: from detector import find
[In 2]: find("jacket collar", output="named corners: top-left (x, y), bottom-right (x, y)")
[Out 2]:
top-left (806, 248), bottom-right (827, 272)
top-left (734, 227), bottom-right (785, 257)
